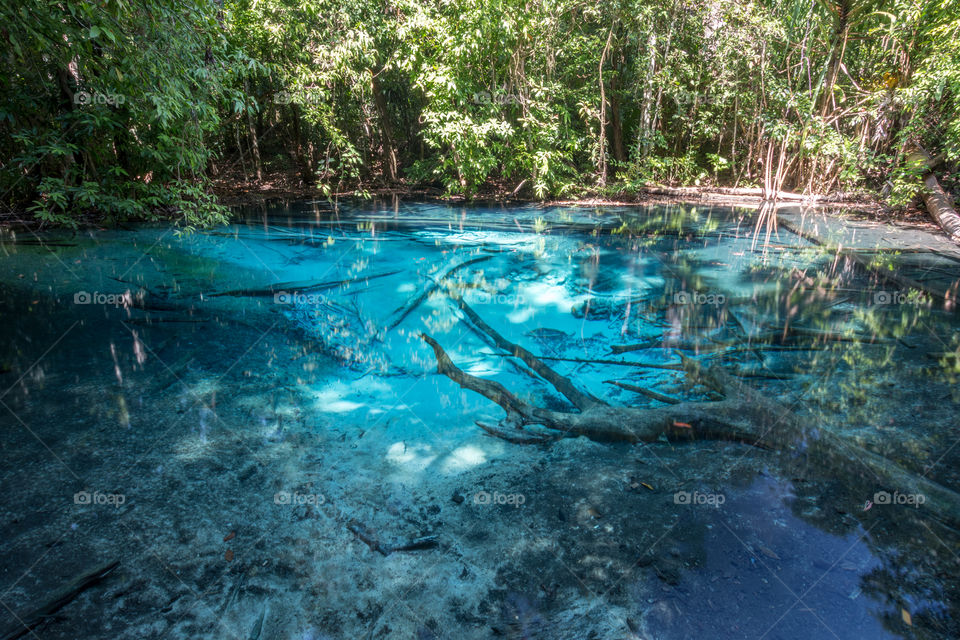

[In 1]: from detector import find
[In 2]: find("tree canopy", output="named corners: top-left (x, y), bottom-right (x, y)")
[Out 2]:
top-left (1, 0), bottom-right (958, 225)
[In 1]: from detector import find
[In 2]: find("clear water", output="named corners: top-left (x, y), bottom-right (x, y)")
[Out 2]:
top-left (1, 201), bottom-right (959, 639)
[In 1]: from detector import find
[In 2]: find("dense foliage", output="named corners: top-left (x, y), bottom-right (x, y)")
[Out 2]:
top-left (2, 0), bottom-right (959, 224)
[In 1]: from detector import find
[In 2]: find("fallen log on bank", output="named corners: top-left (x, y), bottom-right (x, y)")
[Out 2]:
top-left (909, 148), bottom-right (960, 245)
top-left (639, 185), bottom-right (871, 203)
top-left (921, 172), bottom-right (960, 245)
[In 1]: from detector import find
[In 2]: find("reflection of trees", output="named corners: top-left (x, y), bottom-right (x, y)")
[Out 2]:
top-left (177, 207), bottom-right (960, 638)
top-left (412, 211), bottom-right (960, 639)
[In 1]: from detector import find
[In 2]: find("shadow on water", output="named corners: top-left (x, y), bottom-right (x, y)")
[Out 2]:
top-left (0, 202), bottom-right (958, 638)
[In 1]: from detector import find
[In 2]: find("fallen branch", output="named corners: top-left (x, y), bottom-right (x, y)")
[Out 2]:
top-left (421, 304), bottom-right (960, 526)
top-left (605, 380), bottom-right (681, 404)
top-left (453, 297), bottom-right (603, 411)
top-left (387, 255), bottom-right (493, 330)
top-left (421, 334), bottom-right (533, 422)
top-left (610, 328), bottom-right (883, 355)
top-left (347, 520), bottom-right (439, 555)
top-left (0, 560), bottom-right (120, 640)
top-left (347, 520), bottom-right (390, 556)
top-left (533, 355), bottom-right (684, 370)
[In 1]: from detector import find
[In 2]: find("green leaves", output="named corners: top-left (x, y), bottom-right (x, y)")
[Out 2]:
top-left (1, 0), bottom-right (237, 226)
top-left (2, 0), bottom-right (956, 222)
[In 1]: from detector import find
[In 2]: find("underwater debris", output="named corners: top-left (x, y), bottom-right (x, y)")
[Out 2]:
top-left (0, 560), bottom-right (120, 640)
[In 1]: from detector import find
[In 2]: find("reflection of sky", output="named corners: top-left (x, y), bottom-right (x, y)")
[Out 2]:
top-left (642, 475), bottom-right (896, 640)
top-left (1, 203), bottom-right (957, 639)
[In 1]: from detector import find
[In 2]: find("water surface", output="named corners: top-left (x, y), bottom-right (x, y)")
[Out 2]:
top-left (0, 201), bottom-right (958, 639)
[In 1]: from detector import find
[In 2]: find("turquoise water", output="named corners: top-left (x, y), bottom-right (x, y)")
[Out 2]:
top-left (0, 201), bottom-right (958, 639)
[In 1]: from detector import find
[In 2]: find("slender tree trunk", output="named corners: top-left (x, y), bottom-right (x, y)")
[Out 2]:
top-left (234, 123), bottom-right (248, 182)
top-left (597, 29), bottom-right (614, 186)
top-left (820, 0), bottom-right (851, 116)
top-left (243, 79), bottom-right (262, 182)
top-left (288, 104), bottom-right (315, 185)
top-left (638, 32), bottom-right (657, 160)
top-left (372, 73), bottom-right (399, 183)
top-left (609, 70), bottom-right (627, 165)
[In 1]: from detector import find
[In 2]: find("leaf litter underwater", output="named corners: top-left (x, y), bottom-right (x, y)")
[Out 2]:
top-left (0, 201), bottom-right (959, 639)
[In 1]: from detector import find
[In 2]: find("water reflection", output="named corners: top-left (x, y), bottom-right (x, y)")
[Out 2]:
top-left (0, 202), bottom-right (957, 639)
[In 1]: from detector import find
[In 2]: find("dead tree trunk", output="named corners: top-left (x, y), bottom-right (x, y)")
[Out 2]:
top-left (922, 172), bottom-right (960, 244)
top-left (422, 297), bottom-right (960, 527)
top-left (910, 149), bottom-right (960, 244)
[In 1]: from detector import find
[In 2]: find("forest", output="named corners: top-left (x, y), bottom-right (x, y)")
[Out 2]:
top-left (1, 0), bottom-right (959, 229)
top-left (4, 3), bottom-right (960, 638)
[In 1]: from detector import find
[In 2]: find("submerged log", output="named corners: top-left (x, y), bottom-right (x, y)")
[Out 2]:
top-left (0, 560), bottom-right (120, 640)
top-left (387, 255), bottom-right (492, 330)
top-left (422, 298), bottom-right (960, 527)
top-left (206, 270), bottom-right (401, 298)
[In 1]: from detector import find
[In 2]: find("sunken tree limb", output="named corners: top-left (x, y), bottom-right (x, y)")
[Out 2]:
top-left (421, 302), bottom-right (960, 527)
top-left (421, 333), bottom-right (533, 421)
top-left (452, 296), bottom-right (603, 411)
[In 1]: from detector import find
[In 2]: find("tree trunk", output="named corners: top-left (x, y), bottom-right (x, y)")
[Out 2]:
top-left (608, 64), bottom-right (627, 164)
top-left (597, 29), bottom-right (614, 186)
top-left (420, 297), bottom-right (960, 528)
top-left (922, 172), bottom-right (960, 243)
top-left (820, 0), bottom-right (851, 116)
top-left (288, 104), bottom-right (315, 185)
top-left (244, 79), bottom-right (262, 182)
top-left (372, 73), bottom-right (399, 183)
top-left (910, 149), bottom-right (960, 244)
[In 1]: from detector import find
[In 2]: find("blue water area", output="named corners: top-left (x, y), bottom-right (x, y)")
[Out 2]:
top-left (0, 201), bottom-right (958, 639)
